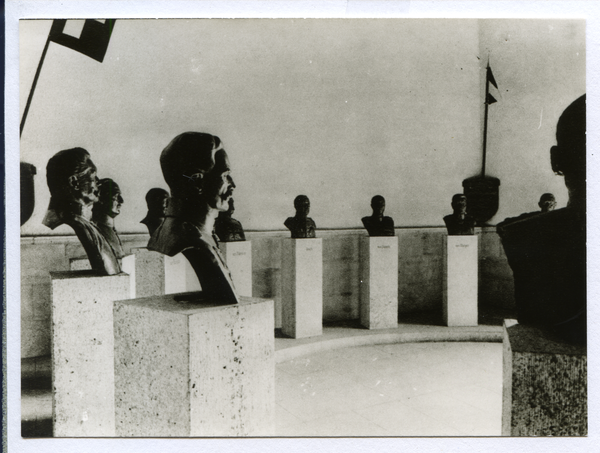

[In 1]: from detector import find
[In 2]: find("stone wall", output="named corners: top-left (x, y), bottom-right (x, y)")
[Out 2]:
top-left (20, 227), bottom-right (514, 358)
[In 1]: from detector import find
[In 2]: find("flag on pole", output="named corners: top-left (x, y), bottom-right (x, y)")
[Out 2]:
top-left (485, 65), bottom-right (499, 105)
top-left (49, 19), bottom-right (117, 63)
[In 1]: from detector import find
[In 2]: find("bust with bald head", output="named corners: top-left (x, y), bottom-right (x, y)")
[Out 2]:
top-left (362, 195), bottom-right (395, 237)
top-left (42, 148), bottom-right (121, 275)
top-left (284, 195), bottom-right (316, 238)
top-left (443, 194), bottom-right (475, 235)
top-left (148, 132), bottom-right (239, 304)
top-left (497, 95), bottom-right (586, 344)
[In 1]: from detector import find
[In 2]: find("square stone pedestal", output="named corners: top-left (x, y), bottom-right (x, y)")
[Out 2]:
top-left (219, 241), bottom-right (252, 297)
top-left (130, 247), bottom-right (201, 297)
top-left (114, 294), bottom-right (275, 437)
top-left (50, 270), bottom-right (130, 437)
top-left (281, 238), bottom-right (323, 339)
top-left (69, 254), bottom-right (136, 298)
top-left (359, 236), bottom-right (398, 329)
top-left (502, 319), bottom-right (587, 436)
top-left (443, 235), bottom-right (478, 326)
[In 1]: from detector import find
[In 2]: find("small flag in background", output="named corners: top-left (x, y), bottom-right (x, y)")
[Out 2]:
top-left (49, 19), bottom-right (117, 63)
top-left (486, 65), bottom-right (499, 105)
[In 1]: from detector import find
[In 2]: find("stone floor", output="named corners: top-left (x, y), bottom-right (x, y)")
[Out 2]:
top-left (22, 309), bottom-right (507, 438)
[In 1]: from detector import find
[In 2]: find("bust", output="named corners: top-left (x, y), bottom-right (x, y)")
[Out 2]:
top-left (147, 132), bottom-right (239, 305)
top-left (284, 195), bottom-right (316, 238)
top-left (91, 178), bottom-right (125, 259)
top-left (42, 148), bottom-right (121, 275)
top-left (362, 195), bottom-right (395, 236)
top-left (497, 95), bottom-right (586, 344)
top-left (140, 188), bottom-right (169, 236)
top-left (443, 194), bottom-right (475, 235)
top-left (539, 193), bottom-right (557, 213)
top-left (215, 198), bottom-right (246, 242)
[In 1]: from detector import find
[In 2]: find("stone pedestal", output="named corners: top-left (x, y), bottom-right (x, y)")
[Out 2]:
top-left (359, 236), bottom-right (398, 329)
top-left (502, 319), bottom-right (587, 436)
top-left (220, 241), bottom-right (252, 297)
top-left (130, 247), bottom-right (201, 298)
top-left (50, 270), bottom-right (130, 437)
top-left (114, 294), bottom-right (275, 437)
top-left (443, 235), bottom-right (478, 326)
top-left (281, 238), bottom-right (323, 339)
top-left (70, 254), bottom-right (136, 298)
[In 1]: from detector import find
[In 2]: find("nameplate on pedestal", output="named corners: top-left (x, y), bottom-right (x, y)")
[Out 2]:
top-left (443, 235), bottom-right (478, 327)
top-left (220, 241), bottom-right (252, 297)
top-left (114, 293), bottom-right (275, 437)
top-left (50, 270), bottom-right (130, 437)
top-left (281, 238), bottom-right (323, 339)
top-left (360, 236), bottom-right (398, 329)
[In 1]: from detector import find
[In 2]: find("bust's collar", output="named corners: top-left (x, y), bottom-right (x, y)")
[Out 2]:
top-left (42, 198), bottom-right (92, 229)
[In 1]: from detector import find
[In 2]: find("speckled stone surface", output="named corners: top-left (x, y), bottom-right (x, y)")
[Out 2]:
top-left (114, 294), bottom-right (275, 437)
top-left (220, 241), bottom-right (252, 297)
top-left (359, 236), bottom-right (398, 329)
top-left (281, 238), bottom-right (323, 339)
top-left (502, 320), bottom-right (587, 436)
top-left (50, 270), bottom-right (130, 437)
top-left (69, 256), bottom-right (91, 271)
top-left (443, 235), bottom-right (478, 326)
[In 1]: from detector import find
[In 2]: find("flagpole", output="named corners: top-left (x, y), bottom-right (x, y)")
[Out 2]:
top-left (481, 61), bottom-right (490, 177)
top-left (20, 33), bottom-right (52, 138)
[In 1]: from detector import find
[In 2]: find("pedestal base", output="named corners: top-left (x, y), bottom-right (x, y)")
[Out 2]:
top-left (443, 235), bottom-right (478, 326)
top-left (50, 270), bottom-right (130, 437)
top-left (70, 254), bottom-right (136, 298)
top-left (502, 319), bottom-right (587, 436)
top-left (220, 241), bottom-right (252, 297)
top-left (281, 238), bottom-right (323, 339)
top-left (359, 236), bottom-right (398, 329)
top-left (114, 293), bottom-right (275, 437)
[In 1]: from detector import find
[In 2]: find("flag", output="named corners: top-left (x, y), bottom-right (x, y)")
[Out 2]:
top-left (487, 65), bottom-right (498, 89)
top-left (486, 93), bottom-right (497, 105)
top-left (49, 19), bottom-right (116, 63)
top-left (485, 64), bottom-right (499, 105)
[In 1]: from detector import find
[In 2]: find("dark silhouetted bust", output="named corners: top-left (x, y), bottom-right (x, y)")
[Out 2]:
top-left (140, 188), bottom-right (169, 236)
top-left (92, 178), bottom-right (125, 259)
top-left (539, 193), bottom-right (557, 213)
top-left (443, 194), bottom-right (475, 235)
top-left (42, 148), bottom-right (121, 275)
top-left (284, 195), bottom-right (316, 238)
top-left (362, 195), bottom-right (395, 237)
top-left (147, 132), bottom-right (239, 304)
top-left (497, 95), bottom-right (586, 344)
top-left (215, 198), bottom-right (246, 242)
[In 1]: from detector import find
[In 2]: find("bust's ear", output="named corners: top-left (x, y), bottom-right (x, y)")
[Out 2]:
top-left (67, 175), bottom-right (80, 190)
top-left (550, 145), bottom-right (564, 175)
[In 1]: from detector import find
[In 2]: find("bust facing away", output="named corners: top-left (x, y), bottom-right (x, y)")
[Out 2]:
top-left (215, 198), bottom-right (246, 242)
top-left (362, 195), bottom-right (395, 237)
top-left (42, 148), bottom-right (121, 275)
top-left (443, 194), bottom-right (475, 236)
top-left (147, 132), bottom-right (239, 305)
top-left (284, 195), bottom-right (316, 238)
top-left (141, 187), bottom-right (169, 236)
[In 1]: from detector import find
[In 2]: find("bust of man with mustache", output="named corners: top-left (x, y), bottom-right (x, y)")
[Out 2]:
top-left (148, 132), bottom-right (239, 305)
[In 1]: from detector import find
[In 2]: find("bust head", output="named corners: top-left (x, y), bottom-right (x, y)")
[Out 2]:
top-left (538, 193), bottom-right (556, 213)
top-left (294, 195), bottom-right (310, 219)
top-left (371, 195), bottom-right (385, 217)
top-left (145, 188), bottom-right (169, 217)
top-left (46, 147), bottom-right (99, 209)
top-left (160, 132), bottom-right (235, 213)
top-left (93, 178), bottom-right (123, 219)
top-left (550, 94), bottom-right (585, 207)
top-left (451, 194), bottom-right (467, 215)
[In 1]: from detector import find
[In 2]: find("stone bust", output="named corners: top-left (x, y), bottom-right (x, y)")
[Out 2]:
top-left (91, 178), bottom-right (126, 259)
top-left (443, 194), bottom-right (475, 235)
top-left (42, 148), bottom-right (121, 275)
top-left (214, 198), bottom-right (246, 242)
top-left (140, 188), bottom-right (169, 236)
top-left (284, 195), bottom-right (316, 238)
top-left (362, 195), bottom-right (395, 237)
top-left (538, 193), bottom-right (557, 213)
top-left (147, 132), bottom-right (239, 305)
